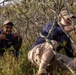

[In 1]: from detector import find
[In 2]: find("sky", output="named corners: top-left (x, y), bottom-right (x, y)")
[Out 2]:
top-left (0, 0), bottom-right (4, 3)
top-left (0, 0), bottom-right (4, 5)
top-left (0, 0), bottom-right (21, 2)
top-left (0, 0), bottom-right (21, 5)
top-left (0, 0), bottom-right (6, 5)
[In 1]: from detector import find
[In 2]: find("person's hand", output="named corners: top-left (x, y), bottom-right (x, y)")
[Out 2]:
top-left (13, 33), bottom-right (22, 40)
top-left (73, 50), bottom-right (76, 57)
top-left (0, 34), bottom-right (8, 40)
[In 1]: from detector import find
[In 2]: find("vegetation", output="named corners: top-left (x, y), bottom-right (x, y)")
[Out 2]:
top-left (0, 0), bottom-right (76, 75)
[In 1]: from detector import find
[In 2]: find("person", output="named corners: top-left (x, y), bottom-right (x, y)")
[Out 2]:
top-left (28, 10), bottom-right (76, 75)
top-left (0, 20), bottom-right (22, 60)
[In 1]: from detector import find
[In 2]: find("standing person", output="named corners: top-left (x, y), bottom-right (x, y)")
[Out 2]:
top-left (28, 10), bottom-right (76, 75)
top-left (0, 20), bottom-right (22, 60)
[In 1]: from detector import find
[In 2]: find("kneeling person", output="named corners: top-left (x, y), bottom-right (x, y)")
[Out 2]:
top-left (0, 20), bottom-right (22, 59)
top-left (28, 10), bottom-right (76, 75)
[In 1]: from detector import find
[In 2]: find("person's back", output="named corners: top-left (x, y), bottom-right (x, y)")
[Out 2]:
top-left (31, 22), bottom-right (52, 49)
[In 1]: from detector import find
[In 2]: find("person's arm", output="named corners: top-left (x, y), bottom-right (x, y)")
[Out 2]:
top-left (0, 34), bottom-right (8, 40)
top-left (13, 33), bottom-right (22, 49)
top-left (64, 40), bottom-right (74, 58)
top-left (31, 22), bottom-right (52, 49)
top-left (63, 25), bottom-right (76, 32)
top-left (13, 38), bottom-right (22, 50)
top-left (13, 33), bottom-right (22, 60)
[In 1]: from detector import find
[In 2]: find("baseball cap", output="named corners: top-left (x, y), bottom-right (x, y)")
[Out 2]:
top-left (3, 20), bottom-right (14, 26)
top-left (59, 10), bottom-right (76, 19)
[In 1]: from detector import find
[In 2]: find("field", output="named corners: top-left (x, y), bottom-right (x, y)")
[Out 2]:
top-left (0, 33), bottom-right (76, 75)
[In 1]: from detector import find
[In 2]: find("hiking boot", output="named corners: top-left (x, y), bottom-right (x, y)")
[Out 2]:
top-left (36, 69), bottom-right (47, 75)
top-left (36, 73), bottom-right (47, 75)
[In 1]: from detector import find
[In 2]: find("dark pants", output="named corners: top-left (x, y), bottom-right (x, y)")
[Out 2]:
top-left (0, 49), bottom-right (5, 56)
top-left (0, 49), bottom-right (19, 58)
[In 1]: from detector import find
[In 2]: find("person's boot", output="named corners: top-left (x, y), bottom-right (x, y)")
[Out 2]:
top-left (36, 69), bottom-right (47, 75)
top-left (36, 73), bottom-right (47, 75)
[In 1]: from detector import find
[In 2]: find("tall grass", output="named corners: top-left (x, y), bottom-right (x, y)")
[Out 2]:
top-left (0, 42), bottom-right (38, 75)
top-left (0, 42), bottom-right (75, 75)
